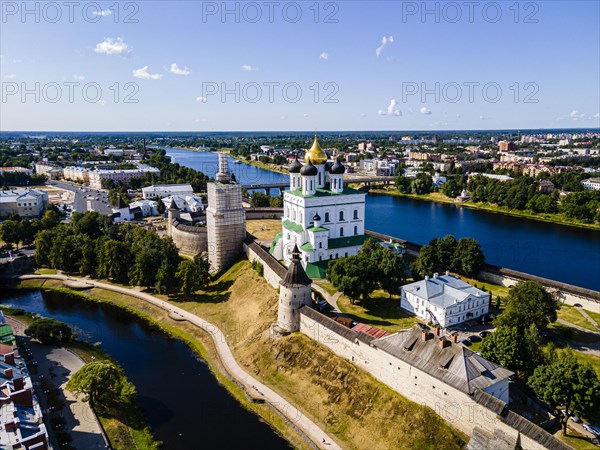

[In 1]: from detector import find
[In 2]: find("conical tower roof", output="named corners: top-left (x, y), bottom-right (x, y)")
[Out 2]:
top-left (280, 245), bottom-right (312, 287)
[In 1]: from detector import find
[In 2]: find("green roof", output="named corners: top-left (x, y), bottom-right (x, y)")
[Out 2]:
top-left (300, 242), bottom-right (314, 251)
top-left (0, 324), bottom-right (13, 338)
top-left (269, 232), bottom-right (282, 254)
top-left (282, 220), bottom-right (304, 233)
top-left (307, 226), bottom-right (328, 232)
top-left (328, 234), bottom-right (370, 249)
top-left (305, 261), bottom-right (328, 279)
top-left (287, 186), bottom-right (365, 198)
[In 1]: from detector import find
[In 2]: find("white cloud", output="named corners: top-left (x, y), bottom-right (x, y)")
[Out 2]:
top-left (375, 36), bottom-right (394, 57)
top-left (378, 98), bottom-right (401, 116)
top-left (170, 63), bottom-right (191, 76)
top-left (196, 96), bottom-right (207, 103)
top-left (4, 74), bottom-right (16, 79)
top-left (93, 9), bottom-right (112, 16)
top-left (319, 52), bottom-right (329, 60)
top-left (479, 115), bottom-right (486, 120)
top-left (360, 113), bottom-right (367, 117)
top-left (303, 113), bottom-right (309, 117)
top-left (594, 112), bottom-right (600, 118)
top-left (132, 66), bottom-right (162, 80)
top-left (94, 37), bottom-right (129, 55)
top-left (570, 110), bottom-right (586, 120)
top-left (241, 64), bottom-right (257, 71)
top-left (73, 74), bottom-right (85, 81)
top-left (420, 107), bottom-right (432, 115)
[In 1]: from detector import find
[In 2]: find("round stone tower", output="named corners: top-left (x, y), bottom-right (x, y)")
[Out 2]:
top-left (275, 244), bottom-right (313, 334)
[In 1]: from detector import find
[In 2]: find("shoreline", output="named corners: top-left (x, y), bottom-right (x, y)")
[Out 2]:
top-left (11, 275), bottom-right (337, 450)
top-left (368, 187), bottom-right (600, 232)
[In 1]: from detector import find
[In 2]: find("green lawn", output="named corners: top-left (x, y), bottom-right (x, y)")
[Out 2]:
top-left (337, 291), bottom-right (421, 332)
top-left (547, 322), bottom-right (599, 344)
top-left (456, 275), bottom-right (510, 304)
top-left (315, 281), bottom-right (338, 296)
top-left (585, 309), bottom-right (600, 326)
top-left (556, 429), bottom-right (599, 450)
top-left (557, 306), bottom-right (597, 331)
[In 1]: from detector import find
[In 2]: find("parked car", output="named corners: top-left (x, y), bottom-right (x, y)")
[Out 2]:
top-left (468, 335), bottom-right (482, 343)
top-left (478, 331), bottom-right (491, 338)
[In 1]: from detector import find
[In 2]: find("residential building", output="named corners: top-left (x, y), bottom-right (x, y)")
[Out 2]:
top-left (498, 141), bottom-right (516, 152)
top-left (88, 163), bottom-right (160, 189)
top-left (62, 166), bottom-right (90, 183)
top-left (142, 184), bottom-right (194, 199)
top-left (0, 189), bottom-right (48, 218)
top-left (0, 167), bottom-right (32, 175)
top-left (468, 173), bottom-right (513, 182)
top-left (400, 272), bottom-right (490, 327)
top-left (0, 337), bottom-right (49, 450)
top-left (581, 178), bottom-right (600, 191)
top-left (161, 194), bottom-right (204, 213)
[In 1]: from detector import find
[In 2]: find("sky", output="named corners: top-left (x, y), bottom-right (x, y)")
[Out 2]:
top-left (1, 0), bottom-right (599, 132)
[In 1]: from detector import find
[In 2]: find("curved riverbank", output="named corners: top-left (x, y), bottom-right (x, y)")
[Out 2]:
top-left (368, 187), bottom-right (600, 231)
top-left (15, 274), bottom-right (340, 450)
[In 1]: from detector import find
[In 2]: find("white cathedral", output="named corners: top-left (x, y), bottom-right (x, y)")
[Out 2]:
top-left (270, 135), bottom-right (368, 277)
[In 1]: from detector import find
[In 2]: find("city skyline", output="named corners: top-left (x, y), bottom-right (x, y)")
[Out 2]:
top-left (1, 1), bottom-right (599, 131)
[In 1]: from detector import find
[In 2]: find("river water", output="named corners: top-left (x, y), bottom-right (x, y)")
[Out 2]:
top-left (0, 289), bottom-right (290, 450)
top-left (166, 148), bottom-right (600, 291)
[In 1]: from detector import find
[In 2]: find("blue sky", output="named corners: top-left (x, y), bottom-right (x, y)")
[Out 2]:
top-left (1, 1), bottom-right (599, 131)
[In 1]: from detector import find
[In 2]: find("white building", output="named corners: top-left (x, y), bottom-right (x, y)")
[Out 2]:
top-left (161, 194), bottom-right (204, 213)
top-left (142, 184), bottom-right (194, 199)
top-left (581, 178), bottom-right (600, 191)
top-left (104, 146), bottom-right (124, 157)
top-left (62, 166), bottom-right (90, 183)
top-left (400, 272), bottom-right (490, 328)
top-left (111, 199), bottom-right (158, 222)
top-left (0, 189), bottom-right (49, 218)
top-left (271, 136), bottom-right (368, 277)
top-left (88, 163), bottom-right (160, 189)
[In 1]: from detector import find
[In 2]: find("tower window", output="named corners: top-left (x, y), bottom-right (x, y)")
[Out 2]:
top-left (319, 242), bottom-right (322, 248)
top-left (354, 225), bottom-right (358, 235)
top-left (354, 209), bottom-right (358, 219)
top-left (340, 227), bottom-right (344, 236)
top-left (339, 211), bottom-right (344, 221)
top-left (325, 212), bottom-right (330, 222)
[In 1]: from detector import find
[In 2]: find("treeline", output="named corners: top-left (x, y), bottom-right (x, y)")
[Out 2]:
top-left (249, 192), bottom-right (283, 207)
top-left (327, 239), bottom-right (407, 302)
top-left (34, 211), bottom-right (210, 294)
top-left (466, 174), bottom-right (600, 222)
top-left (412, 235), bottom-right (485, 279)
top-left (0, 208), bottom-right (62, 249)
top-left (0, 171), bottom-right (47, 187)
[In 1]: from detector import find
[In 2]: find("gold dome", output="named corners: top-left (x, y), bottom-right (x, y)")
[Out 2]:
top-left (304, 135), bottom-right (328, 165)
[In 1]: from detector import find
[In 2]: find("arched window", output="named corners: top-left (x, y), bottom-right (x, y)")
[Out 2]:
top-left (354, 209), bottom-right (358, 219)
top-left (339, 211), bottom-right (344, 221)
top-left (340, 227), bottom-right (344, 237)
top-left (325, 212), bottom-right (330, 222)
top-left (354, 225), bottom-right (358, 235)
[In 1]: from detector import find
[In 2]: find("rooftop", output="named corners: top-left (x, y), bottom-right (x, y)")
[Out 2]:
top-left (328, 234), bottom-right (370, 249)
top-left (286, 186), bottom-right (365, 199)
top-left (402, 273), bottom-right (488, 309)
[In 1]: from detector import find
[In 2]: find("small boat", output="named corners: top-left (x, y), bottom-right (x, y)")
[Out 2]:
top-left (233, 160), bottom-right (242, 164)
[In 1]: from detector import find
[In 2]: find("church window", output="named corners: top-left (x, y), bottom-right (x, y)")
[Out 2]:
top-left (354, 209), bottom-right (358, 219)
top-left (319, 242), bottom-right (322, 248)
top-left (325, 212), bottom-right (330, 222)
top-left (339, 211), bottom-right (344, 221)
top-left (354, 226), bottom-right (358, 235)
top-left (345, 252), bottom-right (348, 257)
top-left (318, 172), bottom-right (322, 185)
top-left (340, 227), bottom-right (344, 236)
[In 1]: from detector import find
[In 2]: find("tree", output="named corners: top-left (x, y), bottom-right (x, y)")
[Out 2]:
top-left (495, 281), bottom-right (559, 330)
top-left (41, 209), bottom-right (61, 229)
top-left (480, 324), bottom-right (542, 378)
top-left (25, 318), bottom-right (72, 345)
top-left (0, 220), bottom-right (21, 248)
top-left (412, 245), bottom-right (437, 279)
top-left (327, 256), bottom-right (376, 303)
top-left (452, 237), bottom-right (484, 277)
top-left (528, 349), bottom-right (600, 435)
top-left (176, 259), bottom-right (204, 294)
top-left (34, 229), bottom-right (54, 266)
top-left (377, 250), bottom-right (407, 298)
top-left (193, 254), bottom-right (211, 287)
top-left (97, 240), bottom-right (132, 282)
top-left (66, 361), bottom-right (128, 407)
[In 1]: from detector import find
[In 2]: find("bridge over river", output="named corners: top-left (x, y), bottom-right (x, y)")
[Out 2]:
top-left (243, 176), bottom-right (394, 195)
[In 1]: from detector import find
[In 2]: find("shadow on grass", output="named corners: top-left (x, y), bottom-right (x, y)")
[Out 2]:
top-left (168, 280), bottom-right (234, 304)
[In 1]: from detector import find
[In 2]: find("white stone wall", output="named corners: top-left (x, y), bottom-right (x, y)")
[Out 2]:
top-left (245, 243), bottom-right (284, 290)
top-left (299, 312), bottom-right (553, 450)
top-left (278, 285), bottom-right (312, 332)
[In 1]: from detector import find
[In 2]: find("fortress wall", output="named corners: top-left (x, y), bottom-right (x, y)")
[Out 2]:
top-left (299, 308), bottom-right (567, 450)
top-left (168, 219), bottom-right (207, 255)
top-left (244, 237), bottom-right (286, 290)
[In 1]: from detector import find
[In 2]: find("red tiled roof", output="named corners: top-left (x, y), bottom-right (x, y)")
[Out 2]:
top-left (351, 323), bottom-right (392, 339)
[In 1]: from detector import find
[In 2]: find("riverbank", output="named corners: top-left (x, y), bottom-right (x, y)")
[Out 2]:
top-left (12, 263), bottom-right (467, 450)
top-left (228, 152), bottom-right (289, 174)
top-left (368, 187), bottom-right (600, 231)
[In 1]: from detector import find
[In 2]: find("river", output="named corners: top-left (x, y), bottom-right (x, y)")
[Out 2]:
top-left (166, 148), bottom-right (600, 291)
top-left (0, 289), bottom-right (290, 450)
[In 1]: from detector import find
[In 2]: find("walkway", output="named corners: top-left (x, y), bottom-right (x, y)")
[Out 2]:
top-left (20, 274), bottom-right (341, 450)
top-left (6, 316), bottom-right (108, 450)
top-left (312, 282), bottom-right (342, 312)
top-left (575, 306), bottom-right (600, 332)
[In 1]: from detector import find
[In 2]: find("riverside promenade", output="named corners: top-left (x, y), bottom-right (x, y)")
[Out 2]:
top-left (19, 274), bottom-right (341, 450)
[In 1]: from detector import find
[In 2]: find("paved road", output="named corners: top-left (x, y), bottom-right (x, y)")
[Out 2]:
top-left (47, 180), bottom-right (112, 215)
top-left (20, 274), bottom-right (341, 450)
